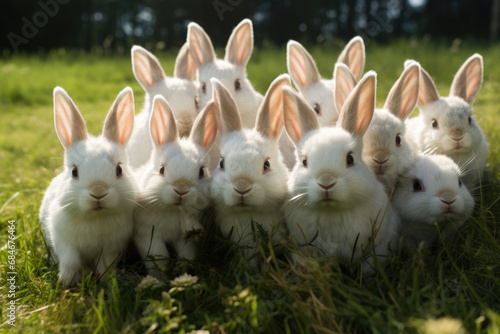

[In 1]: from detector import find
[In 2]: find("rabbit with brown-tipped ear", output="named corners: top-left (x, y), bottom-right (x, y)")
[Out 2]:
top-left (406, 54), bottom-right (488, 190)
top-left (39, 87), bottom-right (138, 286)
top-left (282, 72), bottom-right (399, 273)
top-left (361, 62), bottom-right (420, 195)
top-left (210, 75), bottom-right (290, 265)
top-left (287, 36), bottom-right (364, 127)
top-left (133, 95), bottom-right (218, 277)
top-left (128, 43), bottom-right (199, 169)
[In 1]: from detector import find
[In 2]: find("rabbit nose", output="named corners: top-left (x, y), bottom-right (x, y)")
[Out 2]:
top-left (317, 172), bottom-right (337, 190)
top-left (233, 178), bottom-right (253, 195)
top-left (373, 158), bottom-right (388, 165)
top-left (176, 113), bottom-right (194, 137)
top-left (173, 179), bottom-right (192, 195)
top-left (438, 191), bottom-right (456, 205)
top-left (89, 181), bottom-right (109, 199)
top-left (450, 129), bottom-right (464, 140)
top-left (372, 151), bottom-right (389, 165)
top-left (318, 182), bottom-right (336, 190)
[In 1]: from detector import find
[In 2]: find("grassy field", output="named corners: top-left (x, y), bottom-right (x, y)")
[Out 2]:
top-left (1, 38), bottom-right (500, 333)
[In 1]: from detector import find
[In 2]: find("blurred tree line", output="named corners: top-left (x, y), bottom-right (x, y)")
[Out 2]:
top-left (1, 0), bottom-right (497, 54)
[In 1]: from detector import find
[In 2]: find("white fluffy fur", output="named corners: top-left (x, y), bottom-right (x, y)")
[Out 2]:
top-left (133, 97), bottom-right (216, 276)
top-left (40, 87), bottom-right (137, 286)
top-left (284, 127), bottom-right (398, 268)
top-left (392, 154), bottom-right (475, 252)
top-left (363, 110), bottom-right (414, 195)
top-left (128, 46), bottom-right (198, 169)
top-left (406, 55), bottom-right (488, 190)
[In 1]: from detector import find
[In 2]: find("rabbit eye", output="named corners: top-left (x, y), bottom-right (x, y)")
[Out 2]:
top-left (302, 157), bottom-right (307, 167)
top-left (116, 164), bottom-right (123, 177)
top-left (468, 116), bottom-right (472, 126)
top-left (234, 79), bottom-right (241, 91)
top-left (431, 119), bottom-right (439, 129)
top-left (219, 157), bottom-right (225, 171)
top-left (313, 103), bottom-right (321, 115)
top-left (458, 178), bottom-right (462, 187)
top-left (159, 165), bottom-right (165, 176)
top-left (346, 153), bottom-right (354, 167)
top-left (263, 160), bottom-right (271, 172)
top-left (72, 166), bottom-right (78, 178)
top-left (199, 166), bottom-right (205, 179)
top-left (413, 179), bottom-right (424, 192)
top-left (395, 134), bottom-right (402, 147)
top-left (201, 82), bottom-right (207, 95)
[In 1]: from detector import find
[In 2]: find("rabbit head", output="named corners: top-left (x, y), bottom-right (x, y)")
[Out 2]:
top-left (132, 44), bottom-right (198, 137)
top-left (393, 154), bottom-right (474, 227)
top-left (210, 74), bottom-right (290, 213)
top-left (362, 62), bottom-right (420, 193)
top-left (138, 95), bottom-right (218, 214)
top-left (187, 19), bottom-right (262, 128)
top-left (283, 71), bottom-right (378, 210)
top-left (413, 54), bottom-right (484, 156)
top-left (286, 37), bottom-right (364, 126)
top-left (53, 86), bottom-right (137, 216)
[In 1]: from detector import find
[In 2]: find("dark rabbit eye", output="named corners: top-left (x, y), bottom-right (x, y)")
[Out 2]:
top-left (468, 116), bottom-right (472, 125)
top-left (116, 164), bottom-right (123, 177)
top-left (263, 160), bottom-right (271, 172)
top-left (413, 179), bottom-right (424, 192)
top-left (313, 103), bottom-right (321, 115)
top-left (395, 134), bottom-right (402, 147)
top-left (159, 165), bottom-right (165, 175)
top-left (219, 157), bottom-right (225, 170)
top-left (432, 119), bottom-right (438, 129)
top-left (72, 166), bottom-right (78, 178)
top-left (346, 153), bottom-right (354, 167)
top-left (458, 178), bottom-right (462, 187)
top-left (302, 157), bottom-right (307, 167)
top-left (234, 79), bottom-right (241, 91)
top-left (199, 166), bottom-right (205, 179)
top-left (201, 82), bottom-right (207, 94)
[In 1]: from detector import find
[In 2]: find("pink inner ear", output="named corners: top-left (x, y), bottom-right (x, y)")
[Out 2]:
top-left (466, 63), bottom-right (481, 101)
top-left (135, 53), bottom-right (153, 87)
top-left (190, 29), bottom-right (204, 66)
top-left (152, 103), bottom-right (168, 146)
top-left (56, 99), bottom-right (72, 146)
top-left (236, 26), bottom-right (251, 64)
top-left (290, 48), bottom-right (307, 87)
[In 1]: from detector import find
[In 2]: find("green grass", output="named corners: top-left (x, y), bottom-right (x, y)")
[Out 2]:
top-left (1, 38), bottom-right (500, 333)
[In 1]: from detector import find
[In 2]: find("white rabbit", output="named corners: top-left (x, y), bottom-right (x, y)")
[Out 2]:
top-left (282, 72), bottom-right (399, 272)
top-left (392, 154), bottom-right (475, 252)
top-left (286, 36), bottom-right (364, 127)
top-left (210, 74), bottom-right (290, 264)
top-left (128, 43), bottom-right (199, 169)
top-left (39, 87), bottom-right (137, 286)
top-left (187, 19), bottom-right (267, 170)
top-left (133, 95), bottom-right (217, 276)
top-left (361, 61), bottom-right (420, 195)
top-left (406, 54), bottom-right (488, 190)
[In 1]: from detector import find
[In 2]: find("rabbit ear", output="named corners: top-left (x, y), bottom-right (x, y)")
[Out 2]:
top-left (53, 87), bottom-right (88, 149)
top-left (418, 67), bottom-right (440, 106)
top-left (187, 22), bottom-right (216, 68)
top-left (256, 74), bottom-right (290, 139)
top-left (338, 71), bottom-right (376, 138)
top-left (149, 96), bottom-right (178, 147)
top-left (450, 53), bottom-right (483, 105)
top-left (131, 46), bottom-right (166, 90)
top-left (103, 87), bottom-right (135, 146)
top-left (334, 63), bottom-right (357, 113)
top-left (384, 62), bottom-right (420, 120)
top-left (189, 100), bottom-right (218, 151)
top-left (287, 40), bottom-right (321, 89)
top-left (337, 36), bottom-right (365, 81)
top-left (211, 78), bottom-right (242, 134)
top-left (225, 19), bottom-right (254, 67)
top-left (174, 43), bottom-right (196, 80)
top-left (282, 85), bottom-right (320, 145)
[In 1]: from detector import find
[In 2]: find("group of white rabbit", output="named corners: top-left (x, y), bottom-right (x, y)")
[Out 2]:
top-left (39, 19), bottom-right (488, 286)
